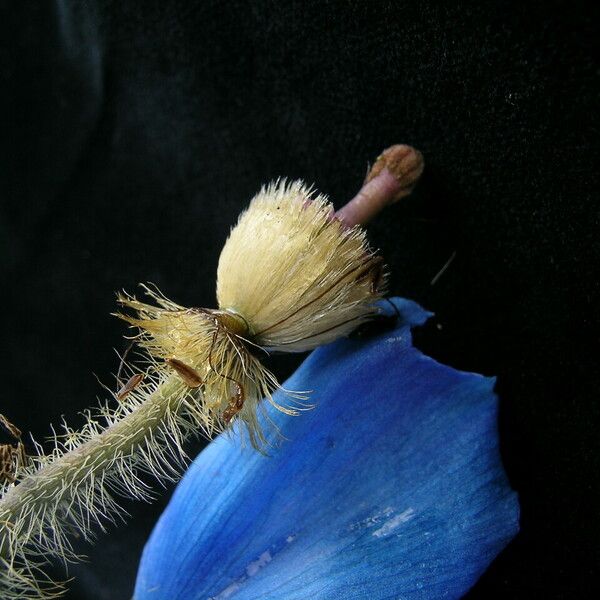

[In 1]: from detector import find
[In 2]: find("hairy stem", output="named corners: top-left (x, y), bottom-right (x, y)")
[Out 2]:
top-left (0, 375), bottom-right (189, 561)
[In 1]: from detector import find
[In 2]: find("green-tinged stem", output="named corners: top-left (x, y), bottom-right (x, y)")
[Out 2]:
top-left (0, 376), bottom-right (186, 560)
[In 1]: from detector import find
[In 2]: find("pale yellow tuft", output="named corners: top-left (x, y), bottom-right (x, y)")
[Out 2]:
top-left (117, 180), bottom-right (385, 447)
top-left (217, 180), bottom-right (385, 351)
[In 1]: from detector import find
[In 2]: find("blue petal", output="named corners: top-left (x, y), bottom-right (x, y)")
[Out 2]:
top-left (135, 298), bottom-right (519, 600)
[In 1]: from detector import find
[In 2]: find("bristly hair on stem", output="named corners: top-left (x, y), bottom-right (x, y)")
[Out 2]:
top-left (0, 367), bottom-right (209, 598)
top-left (0, 146), bottom-right (424, 599)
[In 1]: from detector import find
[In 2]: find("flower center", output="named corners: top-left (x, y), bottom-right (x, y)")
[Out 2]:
top-left (215, 309), bottom-right (252, 337)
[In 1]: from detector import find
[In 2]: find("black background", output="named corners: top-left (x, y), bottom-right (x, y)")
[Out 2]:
top-left (1, 1), bottom-right (598, 599)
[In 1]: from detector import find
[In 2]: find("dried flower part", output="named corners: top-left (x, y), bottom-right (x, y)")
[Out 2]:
top-left (165, 358), bottom-right (203, 388)
top-left (115, 180), bottom-right (384, 445)
top-left (0, 415), bottom-right (21, 441)
top-left (116, 373), bottom-right (145, 400)
top-left (0, 415), bottom-right (27, 487)
top-left (116, 287), bottom-right (308, 449)
top-left (217, 180), bottom-right (386, 352)
top-left (0, 445), bottom-right (23, 485)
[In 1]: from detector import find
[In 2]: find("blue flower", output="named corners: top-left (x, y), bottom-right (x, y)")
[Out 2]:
top-left (134, 298), bottom-right (519, 599)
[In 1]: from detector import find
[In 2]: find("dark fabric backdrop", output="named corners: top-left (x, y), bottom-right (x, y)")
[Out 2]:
top-left (1, 1), bottom-right (598, 598)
